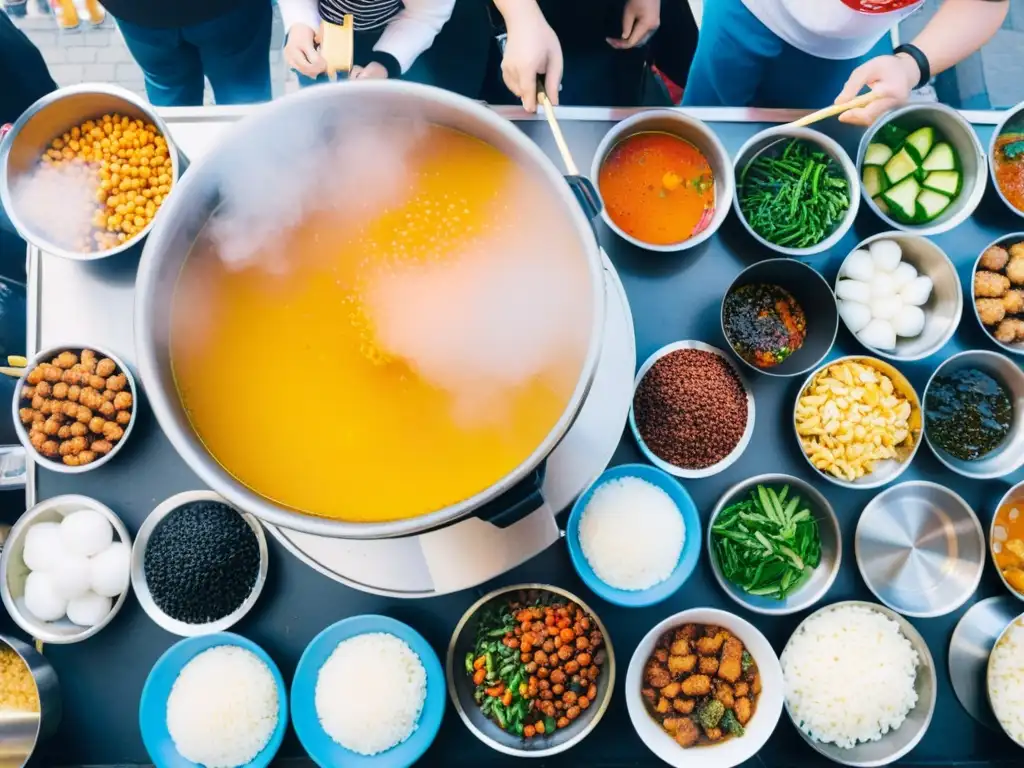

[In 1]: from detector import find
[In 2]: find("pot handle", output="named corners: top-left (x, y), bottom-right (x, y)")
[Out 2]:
top-left (565, 175), bottom-right (602, 243)
top-left (473, 463), bottom-right (547, 529)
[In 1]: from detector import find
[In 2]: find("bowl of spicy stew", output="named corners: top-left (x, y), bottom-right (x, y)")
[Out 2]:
top-left (445, 584), bottom-right (614, 757)
top-left (626, 607), bottom-right (783, 768)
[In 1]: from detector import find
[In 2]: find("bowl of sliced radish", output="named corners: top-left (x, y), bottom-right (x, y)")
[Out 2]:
top-left (858, 103), bottom-right (986, 236)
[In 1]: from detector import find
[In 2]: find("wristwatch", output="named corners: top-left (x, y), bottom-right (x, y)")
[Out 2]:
top-left (893, 43), bottom-right (931, 90)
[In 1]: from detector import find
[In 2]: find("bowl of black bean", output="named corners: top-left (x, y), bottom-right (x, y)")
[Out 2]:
top-left (130, 490), bottom-right (268, 637)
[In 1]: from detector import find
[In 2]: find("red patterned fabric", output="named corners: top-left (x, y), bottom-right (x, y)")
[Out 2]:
top-left (836, 0), bottom-right (923, 13)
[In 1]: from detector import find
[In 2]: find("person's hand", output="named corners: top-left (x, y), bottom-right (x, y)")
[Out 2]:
top-left (350, 62), bottom-right (389, 80)
top-left (835, 53), bottom-right (920, 126)
top-left (283, 24), bottom-right (327, 78)
top-left (607, 0), bottom-right (661, 50)
top-left (501, 7), bottom-right (563, 113)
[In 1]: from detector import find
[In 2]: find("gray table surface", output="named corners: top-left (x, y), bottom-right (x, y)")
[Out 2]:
top-left (7, 107), bottom-right (1024, 767)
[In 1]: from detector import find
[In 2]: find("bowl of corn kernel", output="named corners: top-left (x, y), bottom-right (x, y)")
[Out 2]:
top-left (793, 356), bottom-right (923, 489)
top-left (0, 83), bottom-right (185, 260)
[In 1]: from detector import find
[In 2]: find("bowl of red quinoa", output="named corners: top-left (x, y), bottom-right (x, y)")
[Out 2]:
top-left (629, 341), bottom-right (755, 479)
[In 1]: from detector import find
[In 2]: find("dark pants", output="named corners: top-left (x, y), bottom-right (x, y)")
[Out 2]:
top-left (116, 0), bottom-right (273, 107)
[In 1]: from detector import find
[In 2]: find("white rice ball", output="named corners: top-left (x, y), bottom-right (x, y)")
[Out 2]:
top-left (869, 239), bottom-right (902, 272)
top-left (24, 571), bottom-right (67, 622)
top-left (900, 276), bottom-right (933, 307)
top-left (890, 261), bottom-right (918, 291)
top-left (869, 273), bottom-right (896, 298)
top-left (841, 249), bottom-right (875, 282)
top-left (893, 305), bottom-right (926, 338)
top-left (838, 300), bottom-right (872, 333)
top-left (66, 591), bottom-right (112, 627)
top-left (60, 509), bottom-right (113, 557)
top-left (51, 554), bottom-right (91, 601)
top-left (22, 522), bottom-right (66, 572)
top-left (89, 542), bottom-right (130, 598)
top-left (858, 318), bottom-right (897, 350)
top-left (836, 279), bottom-right (871, 304)
top-left (869, 295), bottom-right (903, 321)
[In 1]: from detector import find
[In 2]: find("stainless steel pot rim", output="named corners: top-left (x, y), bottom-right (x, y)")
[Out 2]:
top-left (134, 81), bottom-right (608, 539)
top-left (985, 609), bottom-right (1024, 749)
top-left (987, 101), bottom-right (1024, 220)
top-left (991, 481), bottom-right (1024, 603)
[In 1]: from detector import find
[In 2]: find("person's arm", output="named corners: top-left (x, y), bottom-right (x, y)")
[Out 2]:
top-left (836, 0), bottom-right (1008, 125)
top-left (492, 0), bottom-right (563, 112)
top-left (361, 0), bottom-right (456, 78)
top-left (279, 0), bottom-right (326, 77)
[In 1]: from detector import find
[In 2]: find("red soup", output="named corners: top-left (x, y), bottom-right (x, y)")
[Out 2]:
top-left (994, 131), bottom-right (1024, 214)
top-left (598, 132), bottom-right (715, 246)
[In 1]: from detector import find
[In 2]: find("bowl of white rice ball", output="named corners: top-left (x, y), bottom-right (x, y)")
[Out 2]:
top-left (781, 601), bottom-right (936, 767)
top-left (290, 614), bottom-right (445, 767)
top-left (988, 613), bottom-right (1024, 749)
top-left (139, 632), bottom-right (287, 768)
top-left (566, 463), bottom-right (701, 607)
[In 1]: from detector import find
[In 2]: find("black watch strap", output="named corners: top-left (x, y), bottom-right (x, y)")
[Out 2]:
top-left (893, 43), bottom-right (931, 90)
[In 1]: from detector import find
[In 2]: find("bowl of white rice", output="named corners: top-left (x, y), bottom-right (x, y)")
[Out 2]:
top-left (290, 614), bottom-right (445, 767)
top-left (781, 601), bottom-right (937, 767)
top-left (566, 463), bottom-right (701, 607)
top-left (988, 613), bottom-right (1024, 749)
top-left (139, 632), bottom-right (287, 768)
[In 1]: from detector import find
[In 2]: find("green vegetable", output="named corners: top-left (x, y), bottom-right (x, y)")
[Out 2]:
top-left (545, 716), bottom-right (557, 734)
top-left (495, 704), bottom-right (507, 729)
top-left (721, 709), bottom-right (745, 737)
top-left (465, 652), bottom-right (475, 675)
top-left (876, 122), bottom-right (910, 149)
top-left (697, 699), bottom-right (726, 730)
top-left (741, 651), bottom-right (754, 673)
top-left (1002, 139), bottom-right (1024, 160)
top-left (711, 483), bottom-right (822, 600)
top-left (738, 139), bottom-right (850, 250)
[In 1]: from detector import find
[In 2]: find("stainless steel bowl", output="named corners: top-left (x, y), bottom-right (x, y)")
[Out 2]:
top-left (838, 233), bottom-right (962, 361)
top-left (708, 474), bottom-right (840, 616)
top-left (11, 344), bottom-right (138, 475)
top-left (0, 83), bottom-right (186, 261)
top-left (971, 234), bottom-right (1024, 357)
top-left (855, 481), bottom-right (984, 618)
top-left (949, 596), bottom-right (1019, 729)
top-left (0, 495), bottom-right (132, 644)
top-left (0, 634), bottom-right (61, 768)
top-left (793, 356), bottom-right (923, 490)
top-left (987, 612), bottom-right (1024, 749)
top-left (922, 350), bottom-right (1024, 479)
top-left (990, 480), bottom-right (1024, 602)
top-left (445, 583), bottom-right (614, 758)
top-left (988, 99), bottom-right (1024, 220)
top-left (782, 601), bottom-right (937, 767)
top-left (130, 490), bottom-right (268, 636)
top-left (590, 110), bottom-right (733, 253)
top-left (857, 103), bottom-right (986, 236)
top-left (732, 125), bottom-right (860, 256)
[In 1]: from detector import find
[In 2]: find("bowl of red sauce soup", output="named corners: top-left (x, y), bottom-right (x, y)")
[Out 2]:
top-left (992, 104), bottom-right (1024, 219)
top-left (592, 111), bottom-right (733, 252)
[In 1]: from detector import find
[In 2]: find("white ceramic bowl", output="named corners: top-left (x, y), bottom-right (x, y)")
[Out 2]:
top-left (629, 341), bottom-right (755, 479)
top-left (0, 494), bottom-right (132, 643)
top-left (626, 607), bottom-right (783, 768)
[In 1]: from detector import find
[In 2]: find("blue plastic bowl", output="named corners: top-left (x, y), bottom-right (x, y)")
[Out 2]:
top-left (566, 463), bottom-right (702, 608)
top-left (291, 615), bottom-right (445, 768)
top-left (139, 632), bottom-right (288, 768)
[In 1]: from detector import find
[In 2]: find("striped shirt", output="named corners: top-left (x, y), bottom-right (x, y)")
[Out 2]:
top-left (319, 0), bottom-right (403, 29)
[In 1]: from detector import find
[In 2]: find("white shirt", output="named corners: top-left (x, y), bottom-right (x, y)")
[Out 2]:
top-left (741, 0), bottom-right (925, 59)
top-left (277, 0), bottom-right (455, 74)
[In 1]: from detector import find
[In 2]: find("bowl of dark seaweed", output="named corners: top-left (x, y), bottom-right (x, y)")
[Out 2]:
top-left (923, 350), bottom-right (1024, 480)
top-left (721, 259), bottom-right (838, 377)
top-left (733, 126), bottom-right (859, 257)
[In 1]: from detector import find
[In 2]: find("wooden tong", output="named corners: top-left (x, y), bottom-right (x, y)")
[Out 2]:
top-left (785, 90), bottom-right (881, 129)
top-left (536, 78), bottom-right (579, 176)
top-left (320, 14), bottom-right (354, 80)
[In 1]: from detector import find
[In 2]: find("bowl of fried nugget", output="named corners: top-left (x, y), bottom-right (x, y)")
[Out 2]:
top-left (973, 235), bottom-right (1024, 355)
top-left (12, 346), bottom-right (136, 473)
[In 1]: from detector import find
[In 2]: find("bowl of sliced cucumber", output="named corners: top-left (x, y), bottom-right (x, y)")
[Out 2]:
top-left (858, 103), bottom-right (986, 236)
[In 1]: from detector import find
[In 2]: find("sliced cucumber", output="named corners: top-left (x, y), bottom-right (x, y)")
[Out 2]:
top-left (917, 188), bottom-right (952, 222)
top-left (882, 176), bottom-right (922, 222)
top-left (884, 148), bottom-right (919, 186)
top-left (864, 142), bottom-right (894, 167)
top-left (921, 142), bottom-right (957, 172)
top-left (873, 196), bottom-right (891, 216)
top-left (923, 170), bottom-right (961, 197)
top-left (862, 166), bottom-right (887, 198)
top-left (904, 126), bottom-right (936, 164)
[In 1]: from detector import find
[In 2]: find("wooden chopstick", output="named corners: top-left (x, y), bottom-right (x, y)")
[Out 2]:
top-left (536, 80), bottom-right (579, 177)
top-left (786, 91), bottom-right (881, 129)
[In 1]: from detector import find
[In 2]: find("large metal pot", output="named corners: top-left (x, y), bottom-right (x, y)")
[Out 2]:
top-left (135, 82), bottom-right (606, 539)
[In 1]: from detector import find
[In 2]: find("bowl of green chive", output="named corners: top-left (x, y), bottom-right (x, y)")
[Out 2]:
top-left (733, 126), bottom-right (859, 257)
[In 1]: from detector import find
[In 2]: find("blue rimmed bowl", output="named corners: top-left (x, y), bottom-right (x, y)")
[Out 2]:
top-left (566, 463), bottom-right (701, 607)
top-left (291, 615), bottom-right (445, 768)
top-left (139, 632), bottom-right (287, 768)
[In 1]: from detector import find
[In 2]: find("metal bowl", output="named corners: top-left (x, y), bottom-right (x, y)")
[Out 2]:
top-left (0, 634), bottom-right (61, 766)
top-left (986, 612), bottom-right (1024, 749)
top-left (838, 233), bottom-right (962, 361)
top-left (626, 607), bottom-right (784, 768)
top-left (0, 83), bottom-right (186, 261)
top-left (782, 600), bottom-right (937, 767)
top-left (130, 490), bottom-right (268, 637)
top-left (446, 584), bottom-right (615, 758)
top-left (591, 110), bottom-right (733, 253)
top-left (988, 99), bottom-right (1024, 220)
top-left (857, 103), bottom-right (986, 236)
top-left (971, 234), bottom-right (1024, 357)
top-left (990, 480), bottom-right (1024, 602)
top-left (11, 344), bottom-right (138, 474)
top-left (949, 596), bottom-right (1020, 729)
top-left (732, 125), bottom-right (860, 257)
top-left (0, 494), bottom-right (132, 644)
top-left (922, 350), bottom-right (1024, 479)
top-left (793, 356), bottom-right (922, 490)
top-left (708, 474), bottom-right (841, 616)
top-left (855, 481), bottom-right (984, 618)
top-left (721, 258), bottom-right (837, 377)
top-left (630, 341), bottom-right (755, 479)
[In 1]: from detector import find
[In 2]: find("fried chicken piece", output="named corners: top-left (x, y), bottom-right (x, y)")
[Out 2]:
top-left (696, 632), bottom-right (727, 656)
top-left (57, 425), bottom-right (72, 440)
top-left (26, 367), bottom-right (43, 385)
top-left (653, 648), bottom-right (669, 664)
top-left (18, 408), bottom-right (34, 424)
top-left (88, 374), bottom-right (106, 390)
top-left (56, 351), bottom-right (77, 369)
top-left (699, 656), bottom-right (720, 676)
top-left (646, 664), bottom-right (671, 689)
top-left (1011, 243), bottom-right (1024, 261)
top-left (1004, 289), bottom-right (1024, 315)
top-left (977, 298), bottom-right (1007, 326)
top-left (70, 421), bottom-right (88, 437)
top-left (668, 654), bottom-right (698, 676)
top-left (29, 432), bottom-right (45, 450)
top-left (75, 406), bottom-right (92, 424)
top-left (1008, 255), bottom-right (1024, 286)
top-left (675, 718), bottom-right (701, 748)
top-left (660, 682), bottom-right (681, 699)
top-left (106, 373), bottom-right (127, 392)
top-left (995, 318), bottom-right (1024, 344)
top-left (99, 401), bottom-right (115, 418)
top-left (981, 245), bottom-right (1011, 271)
top-left (669, 639), bottom-right (689, 656)
top-left (35, 381), bottom-right (51, 398)
top-left (751, 673), bottom-right (762, 696)
top-left (735, 696), bottom-right (753, 725)
top-left (715, 681), bottom-right (735, 709)
top-left (113, 391), bottom-right (132, 411)
top-left (95, 358), bottom-right (116, 377)
top-left (641, 687), bottom-right (657, 704)
top-left (40, 439), bottom-right (59, 457)
top-left (677, 624), bottom-right (700, 641)
top-left (656, 696), bottom-right (671, 714)
top-left (90, 439), bottom-right (113, 455)
top-left (102, 421), bottom-right (124, 442)
top-left (733, 681), bottom-right (750, 698)
top-left (661, 717), bottom-right (681, 734)
top-left (718, 637), bottom-right (744, 683)
top-left (673, 698), bottom-right (695, 714)
top-left (67, 384), bottom-right (81, 403)
top-left (62, 454), bottom-right (80, 466)
top-left (680, 674), bottom-right (712, 697)
top-left (704, 726), bottom-right (723, 741)
top-left (116, 410), bottom-right (131, 425)
top-left (42, 365), bottom-right (61, 383)
top-left (976, 270), bottom-right (1010, 298)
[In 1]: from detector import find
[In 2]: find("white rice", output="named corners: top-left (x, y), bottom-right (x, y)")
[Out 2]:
top-left (989, 617), bottom-right (1024, 745)
top-left (782, 605), bottom-right (919, 749)
top-left (579, 476), bottom-right (684, 591)
top-left (166, 646), bottom-right (279, 768)
top-left (315, 632), bottom-right (426, 755)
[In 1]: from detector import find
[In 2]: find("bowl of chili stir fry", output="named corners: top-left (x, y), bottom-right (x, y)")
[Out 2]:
top-left (445, 584), bottom-right (615, 757)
